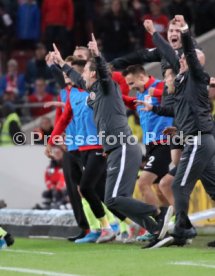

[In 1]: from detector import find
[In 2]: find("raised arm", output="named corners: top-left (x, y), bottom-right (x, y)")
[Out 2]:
top-left (110, 48), bottom-right (161, 70)
top-left (152, 105), bottom-right (174, 117)
top-left (62, 64), bottom-right (86, 89)
top-left (50, 65), bottom-right (66, 89)
top-left (143, 20), bottom-right (180, 74)
top-left (175, 15), bottom-right (205, 79)
top-left (135, 100), bottom-right (174, 117)
top-left (88, 33), bottom-right (113, 94)
top-left (52, 44), bottom-right (86, 89)
top-left (152, 32), bottom-right (180, 74)
top-left (45, 52), bottom-right (66, 89)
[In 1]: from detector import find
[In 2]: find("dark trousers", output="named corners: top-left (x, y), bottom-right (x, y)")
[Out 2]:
top-left (172, 134), bottom-right (215, 227)
top-left (62, 150), bottom-right (89, 230)
top-left (80, 149), bottom-right (107, 219)
top-left (104, 144), bottom-right (158, 233)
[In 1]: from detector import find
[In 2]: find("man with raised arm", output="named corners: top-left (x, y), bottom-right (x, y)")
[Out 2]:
top-left (143, 16), bottom-right (215, 246)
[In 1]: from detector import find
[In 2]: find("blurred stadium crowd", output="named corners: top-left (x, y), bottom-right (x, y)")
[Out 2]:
top-left (0, 0), bottom-right (215, 122)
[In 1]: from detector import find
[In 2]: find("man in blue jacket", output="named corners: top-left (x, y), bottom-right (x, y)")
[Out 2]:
top-left (122, 65), bottom-right (173, 233)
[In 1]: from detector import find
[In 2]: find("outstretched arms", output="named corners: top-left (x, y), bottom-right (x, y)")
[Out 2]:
top-left (110, 48), bottom-right (161, 70)
top-left (135, 100), bottom-right (174, 117)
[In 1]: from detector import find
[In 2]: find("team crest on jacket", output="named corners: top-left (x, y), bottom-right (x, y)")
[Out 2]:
top-left (90, 92), bottom-right (96, 100)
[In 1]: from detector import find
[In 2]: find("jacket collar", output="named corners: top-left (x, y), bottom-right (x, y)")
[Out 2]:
top-left (144, 76), bottom-right (155, 90)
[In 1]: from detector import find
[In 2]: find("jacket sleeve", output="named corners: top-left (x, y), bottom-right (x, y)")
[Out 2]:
top-left (54, 95), bottom-right (62, 126)
top-left (152, 105), bottom-right (174, 117)
top-left (153, 82), bottom-right (165, 98)
top-left (95, 55), bottom-right (113, 95)
top-left (182, 31), bottom-right (205, 80)
top-left (48, 98), bottom-right (73, 146)
top-left (111, 71), bottom-right (129, 95)
top-left (122, 95), bottom-right (137, 110)
top-left (62, 64), bottom-right (87, 89)
top-left (152, 32), bottom-right (180, 74)
top-left (110, 48), bottom-right (161, 70)
top-left (50, 64), bottom-right (66, 89)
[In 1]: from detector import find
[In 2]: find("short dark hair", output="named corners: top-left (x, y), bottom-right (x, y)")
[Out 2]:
top-left (167, 19), bottom-right (177, 32)
top-left (87, 58), bottom-right (112, 78)
top-left (72, 59), bottom-right (87, 67)
top-left (65, 55), bottom-right (75, 64)
top-left (65, 55), bottom-right (86, 67)
top-left (122, 64), bottom-right (146, 77)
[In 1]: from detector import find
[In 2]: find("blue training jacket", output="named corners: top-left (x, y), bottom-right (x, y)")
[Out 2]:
top-left (136, 78), bottom-right (173, 144)
top-left (69, 88), bottom-right (100, 147)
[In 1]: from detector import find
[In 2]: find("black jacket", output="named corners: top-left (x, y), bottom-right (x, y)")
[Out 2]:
top-left (152, 31), bottom-right (213, 136)
top-left (111, 46), bottom-right (185, 76)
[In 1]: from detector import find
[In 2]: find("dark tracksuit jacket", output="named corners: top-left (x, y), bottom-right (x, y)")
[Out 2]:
top-left (152, 30), bottom-right (215, 221)
top-left (61, 57), bottom-right (160, 233)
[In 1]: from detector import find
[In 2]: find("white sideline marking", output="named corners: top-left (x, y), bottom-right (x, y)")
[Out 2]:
top-left (171, 261), bottom-right (215, 269)
top-left (5, 249), bottom-right (55, 255)
top-left (0, 266), bottom-right (80, 276)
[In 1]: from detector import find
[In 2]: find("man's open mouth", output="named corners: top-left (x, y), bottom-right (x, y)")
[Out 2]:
top-left (171, 38), bottom-right (178, 43)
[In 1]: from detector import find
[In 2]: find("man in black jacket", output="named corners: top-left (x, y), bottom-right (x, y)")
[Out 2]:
top-left (51, 35), bottom-right (173, 246)
top-left (144, 16), bottom-right (215, 244)
top-left (111, 18), bottom-right (186, 210)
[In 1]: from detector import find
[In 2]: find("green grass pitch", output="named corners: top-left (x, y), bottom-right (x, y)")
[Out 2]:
top-left (0, 236), bottom-right (215, 276)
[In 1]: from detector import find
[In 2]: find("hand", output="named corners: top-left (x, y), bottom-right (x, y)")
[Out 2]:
top-left (134, 100), bottom-right (153, 111)
top-left (143, 19), bottom-right (156, 35)
top-left (45, 144), bottom-right (53, 158)
top-left (45, 52), bottom-right (54, 67)
top-left (163, 126), bottom-right (177, 136)
top-left (148, 87), bottom-right (155, 96)
top-left (44, 101), bottom-right (65, 108)
top-left (174, 15), bottom-right (186, 28)
top-left (88, 33), bottom-right (100, 57)
top-left (52, 43), bottom-right (65, 67)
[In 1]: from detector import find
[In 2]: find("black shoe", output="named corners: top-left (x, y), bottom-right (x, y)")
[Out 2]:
top-left (208, 240), bottom-right (215, 247)
top-left (157, 206), bottom-right (174, 240)
top-left (172, 225), bottom-right (197, 240)
top-left (67, 230), bottom-right (87, 242)
top-left (142, 235), bottom-right (174, 249)
top-left (170, 237), bottom-right (190, 247)
top-left (4, 233), bottom-right (15, 247)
